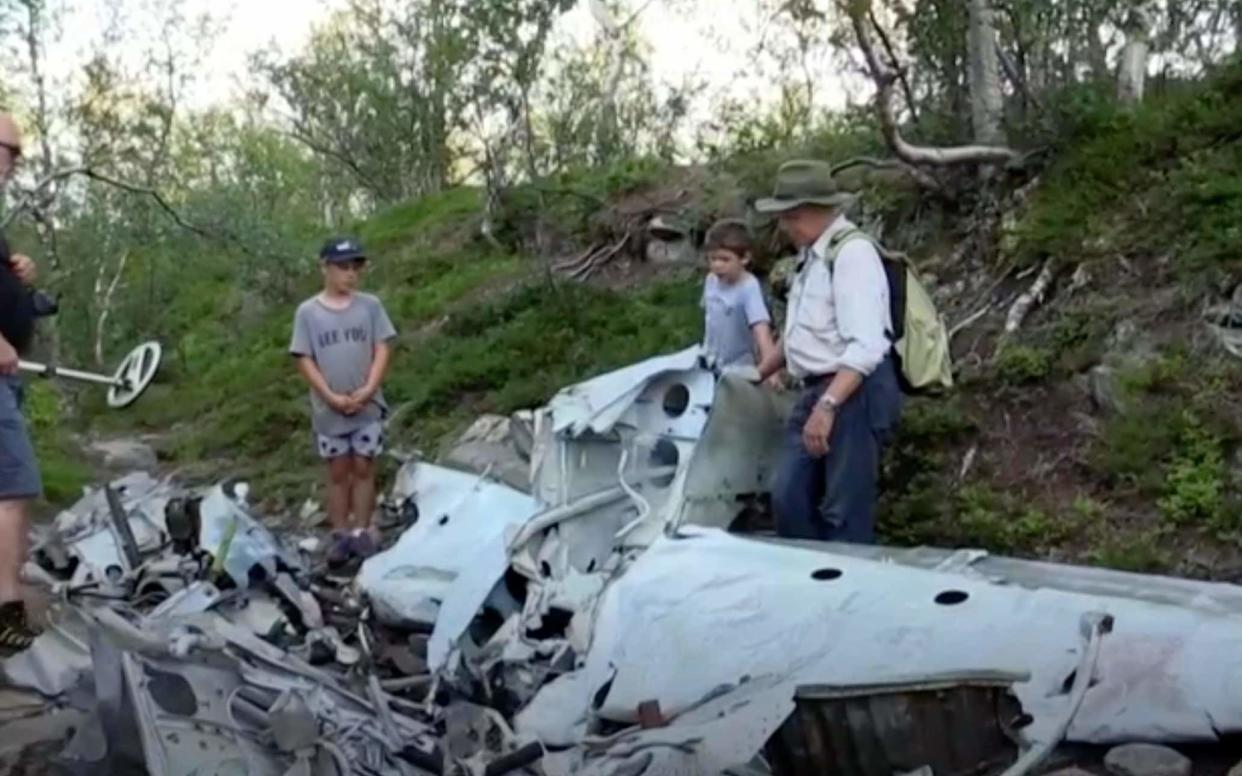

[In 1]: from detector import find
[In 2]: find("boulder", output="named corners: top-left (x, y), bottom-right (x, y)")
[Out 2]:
top-left (87, 438), bottom-right (158, 472)
top-left (440, 414), bottom-right (531, 492)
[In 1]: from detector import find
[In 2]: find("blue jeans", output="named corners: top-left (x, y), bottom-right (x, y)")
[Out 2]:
top-left (772, 359), bottom-right (902, 543)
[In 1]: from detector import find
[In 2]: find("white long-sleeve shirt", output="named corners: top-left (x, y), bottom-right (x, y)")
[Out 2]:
top-left (782, 216), bottom-right (892, 379)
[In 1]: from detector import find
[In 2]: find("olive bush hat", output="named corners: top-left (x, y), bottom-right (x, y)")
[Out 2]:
top-left (754, 159), bottom-right (857, 214)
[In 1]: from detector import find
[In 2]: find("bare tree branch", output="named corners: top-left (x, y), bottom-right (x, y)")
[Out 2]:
top-left (843, 0), bottom-right (1021, 167)
top-left (867, 5), bottom-right (920, 130)
top-left (80, 169), bottom-right (212, 239)
top-left (829, 155), bottom-right (943, 191)
top-left (3, 166), bottom-right (296, 265)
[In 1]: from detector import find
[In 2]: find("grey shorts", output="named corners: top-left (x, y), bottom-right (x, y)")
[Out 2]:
top-left (0, 377), bottom-right (41, 500)
top-left (316, 421), bottom-right (385, 460)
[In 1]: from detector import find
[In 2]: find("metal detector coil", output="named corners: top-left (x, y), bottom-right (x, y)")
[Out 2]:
top-left (18, 340), bottom-right (162, 409)
top-left (108, 341), bottom-right (162, 408)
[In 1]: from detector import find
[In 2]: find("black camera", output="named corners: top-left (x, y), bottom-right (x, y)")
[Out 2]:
top-left (30, 289), bottom-right (57, 317)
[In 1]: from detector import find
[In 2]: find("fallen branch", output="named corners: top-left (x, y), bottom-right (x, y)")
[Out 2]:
top-left (843, 1), bottom-right (1021, 168)
top-left (948, 304), bottom-right (992, 344)
top-left (571, 232), bottom-right (630, 281)
top-left (554, 243), bottom-right (602, 273)
top-left (1002, 258), bottom-right (1055, 335)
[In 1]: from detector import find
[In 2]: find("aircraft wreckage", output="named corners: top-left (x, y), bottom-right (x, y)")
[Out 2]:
top-left (6, 345), bottom-right (1242, 775)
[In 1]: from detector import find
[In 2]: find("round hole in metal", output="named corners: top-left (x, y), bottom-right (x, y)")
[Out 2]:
top-left (662, 384), bottom-right (691, 418)
top-left (648, 439), bottom-right (680, 488)
top-left (145, 667), bottom-right (198, 717)
top-left (935, 590), bottom-right (969, 606)
top-left (811, 568), bottom-right (843, 581)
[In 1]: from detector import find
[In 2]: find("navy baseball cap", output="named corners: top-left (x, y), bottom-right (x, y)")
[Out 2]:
top-left (319, 236), bottom-right (367, 264)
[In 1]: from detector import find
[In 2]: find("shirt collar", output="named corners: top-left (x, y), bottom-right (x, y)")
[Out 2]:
top-left (808, 214), bottom-right (855, 262)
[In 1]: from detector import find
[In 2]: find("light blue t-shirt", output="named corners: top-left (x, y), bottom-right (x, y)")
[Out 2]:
top-left (702, 272), bottom-right (771, 367)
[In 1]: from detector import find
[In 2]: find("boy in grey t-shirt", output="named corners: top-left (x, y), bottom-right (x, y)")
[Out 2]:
top-left (701, 219), bottom-right (776, 370)
top-left (290, 237), bottom-right (396, 561)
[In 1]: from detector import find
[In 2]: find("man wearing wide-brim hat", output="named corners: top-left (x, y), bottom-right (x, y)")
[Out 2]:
top-left (754, 159), bottom-right (902, 543)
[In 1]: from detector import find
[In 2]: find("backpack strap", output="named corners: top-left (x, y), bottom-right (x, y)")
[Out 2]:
top-left (820, 227), bottom-right (905, 344)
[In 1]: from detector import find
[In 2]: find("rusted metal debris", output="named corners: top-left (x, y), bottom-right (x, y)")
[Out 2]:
top-left (767, 672), bottom-right (1027, 776)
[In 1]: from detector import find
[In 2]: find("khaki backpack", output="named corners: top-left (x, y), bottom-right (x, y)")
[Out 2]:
top-left (824, 228), bottom-right (954, 392)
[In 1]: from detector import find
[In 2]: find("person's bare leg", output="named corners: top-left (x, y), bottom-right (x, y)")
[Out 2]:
top-left (326, 457), bottom-right (353, 534)
top-left (0, 498), bottom-right (27, 603)
top-left (350, 455), bottom-right (377, 533)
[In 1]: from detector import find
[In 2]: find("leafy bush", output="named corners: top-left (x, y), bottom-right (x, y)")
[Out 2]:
top-left (996, 345), bottom-right (1053, 385)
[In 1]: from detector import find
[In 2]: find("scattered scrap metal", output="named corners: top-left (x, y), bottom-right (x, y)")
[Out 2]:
top-left (7, 345), bottom-right (1242, 776)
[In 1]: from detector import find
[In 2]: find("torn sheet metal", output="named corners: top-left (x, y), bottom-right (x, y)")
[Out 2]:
top-left (545, 346), bottom-right (705, 437)
top-left (564, 527), bottom-right (1242, 753)
top-left (358, 462), bottom-right (543, 629)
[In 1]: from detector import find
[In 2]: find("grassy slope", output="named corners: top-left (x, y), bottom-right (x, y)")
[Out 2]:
top-left (87, 186), bottom-right (702, 508)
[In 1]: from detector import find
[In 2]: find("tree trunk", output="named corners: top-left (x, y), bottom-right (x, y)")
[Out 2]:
top-left (967, 0), bottom-right (1006, 146)
top-left (1117, 5), bottom-right (1152, 106)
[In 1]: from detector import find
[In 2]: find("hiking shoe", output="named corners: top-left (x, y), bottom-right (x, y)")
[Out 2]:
top-left (349, 531), bottom-right (377, 560)
top-left (325, 532), bottom-right (353, 570)
top-left (0, 601), bottom-right (37, 655)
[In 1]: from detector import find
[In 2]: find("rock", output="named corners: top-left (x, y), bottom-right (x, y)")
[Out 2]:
top-left (1087, 364), bottom-right (1125, 413)
top-left (87, 438), bottom-right (157, 472)
top-left (1104, 743), bottom-right (1191, 776)
top-left (441, 414), bottom-right (531, 492)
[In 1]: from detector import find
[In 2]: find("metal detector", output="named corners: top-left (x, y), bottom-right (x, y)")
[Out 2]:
top-left (19, 341), bottom-right (162, 408)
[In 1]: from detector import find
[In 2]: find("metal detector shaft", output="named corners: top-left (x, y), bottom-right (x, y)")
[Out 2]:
top-left (18, 359), bottom-right (123, 387)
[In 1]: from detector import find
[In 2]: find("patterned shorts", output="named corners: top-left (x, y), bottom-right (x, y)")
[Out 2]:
top-left (316, 421), bottom-right (385, 460)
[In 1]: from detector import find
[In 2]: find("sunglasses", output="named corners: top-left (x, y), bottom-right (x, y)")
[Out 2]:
top-left (0, 142), bottom-right (22, 160)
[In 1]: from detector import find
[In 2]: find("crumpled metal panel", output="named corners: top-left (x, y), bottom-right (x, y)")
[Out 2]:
top-left (48, 472), bottom-right (177, 586)
top-left (675, 372), bottom-right (793, 529)
top-left (566, 527), bottom-right (1242, 755)
top-left (545, 346), bottom-right (704, 437)
top-left (358, 462), bottom-right (543, 629)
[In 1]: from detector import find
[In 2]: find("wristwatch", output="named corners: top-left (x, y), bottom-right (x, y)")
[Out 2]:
top-left (816, 392), bottom-right (840, 412)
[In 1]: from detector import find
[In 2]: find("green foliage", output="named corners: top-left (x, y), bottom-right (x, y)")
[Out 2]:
top-left (1088, 529), bottom-right (1169, 573)
top-left (1158, 413), bottom-right (1227, 530)
top-left (25, 384), bottom-right (91, 506)
top-left (995, 345), bottom-right (1053, 385)
top-left (1012, 59), bottom-right (1242, 279)
top-left (361, 189), bottom-right (485, 252)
